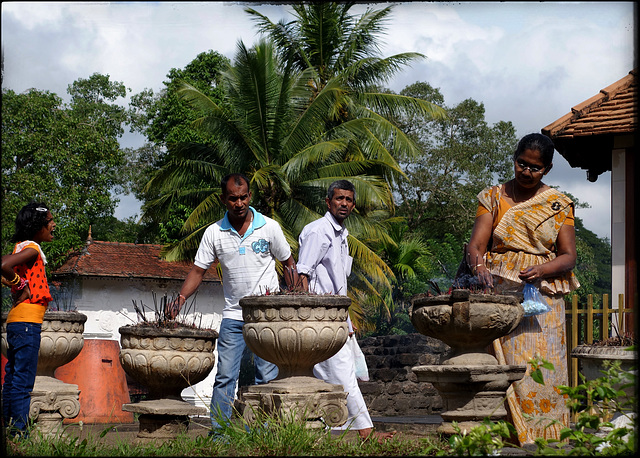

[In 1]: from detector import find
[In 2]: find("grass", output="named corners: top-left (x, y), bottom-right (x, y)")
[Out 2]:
top-left (4, 411), bottom-right (448, 457)
top-left (5, 357), bottom-right (636, 456)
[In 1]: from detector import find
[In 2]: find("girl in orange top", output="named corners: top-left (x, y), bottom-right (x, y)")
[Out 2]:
top-left (2, 203), bottom-right (55, 436)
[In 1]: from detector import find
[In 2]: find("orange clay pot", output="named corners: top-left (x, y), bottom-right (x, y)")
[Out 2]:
top-left (55, 339), bottom-right (134, 424)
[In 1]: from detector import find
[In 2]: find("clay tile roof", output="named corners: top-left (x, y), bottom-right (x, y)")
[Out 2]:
top-left (52, 240), bottom-right (220, 282)
top-left (542, 69), bottom-right (637, 139)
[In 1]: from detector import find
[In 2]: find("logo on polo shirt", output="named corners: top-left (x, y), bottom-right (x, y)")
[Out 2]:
top-left (252, 239), bottom-right (270, 253)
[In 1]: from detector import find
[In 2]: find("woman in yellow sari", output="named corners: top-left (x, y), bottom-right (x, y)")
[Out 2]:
top-left (467, 133), bottom-right (580, 445)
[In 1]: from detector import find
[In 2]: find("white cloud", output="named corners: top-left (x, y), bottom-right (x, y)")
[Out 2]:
top-left (2, 1), bottom-right (633, 239)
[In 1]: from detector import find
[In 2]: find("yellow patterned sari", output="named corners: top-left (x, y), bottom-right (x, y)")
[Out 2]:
top-left (477, 185), bottom-right (580, 445)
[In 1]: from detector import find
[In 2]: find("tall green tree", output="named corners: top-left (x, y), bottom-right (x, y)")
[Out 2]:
top-left (126, 50), bottom-right (231, 243)
top-left (395, 81), bottom-right (517, 243)
top-left (142, 4), bottom-right (445, 330)
top-left (245, 3), bottom-right (443, 184)
top-left (2, 73), bottom-right (131, 270)
top-left (142, 38), bottom-right (442, 327)
top-left (129, 50), bottom-right (229, 151)
top-left (242, 3), bottom-right (447, 326)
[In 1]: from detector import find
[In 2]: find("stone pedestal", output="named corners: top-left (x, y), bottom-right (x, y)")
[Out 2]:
top-left (240, 295), bottom-right (351, 428)
top-left (122, 399), bottom-right (207, 443)
top-left (410, 290), bottom-right (527, 435)
top-left (119, 324), bottom-right (218, 443)
top-left (242, 376), bottom-right (348, 428)
top-left (412, 364), bottom-right (526, 434)
top-left (29, 376), bottom-right (81, 438)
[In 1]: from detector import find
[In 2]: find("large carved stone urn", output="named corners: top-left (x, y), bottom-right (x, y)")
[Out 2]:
top-left (1, 310), bottom-right (87, 438)
top-left (240, 294), bottom-right (351, 428)
top-left (119, 324), bottom-right (218, 443)
top-left (410, 289), bottom-right (527, 435)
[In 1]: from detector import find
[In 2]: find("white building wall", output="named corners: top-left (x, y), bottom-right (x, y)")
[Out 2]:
top-left (611, 148), bottom-right (626, 335)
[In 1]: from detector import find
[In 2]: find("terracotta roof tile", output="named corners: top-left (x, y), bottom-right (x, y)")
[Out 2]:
top-left (542, 69), bottom-right (637, 139)
top-left (52, 240), bottom-right (220, 282)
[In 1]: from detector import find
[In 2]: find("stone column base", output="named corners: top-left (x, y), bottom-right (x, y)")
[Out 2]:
top-left (30, 376), bottom-right (80, 439)
top-left (412, 364), bottom-right (526, 435)
top-left (242, 376), bottom-right (348, 428)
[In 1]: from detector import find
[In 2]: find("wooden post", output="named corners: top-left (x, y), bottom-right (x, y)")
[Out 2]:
top-left (602, 294), bottom-right (609, 340)
top-left (618, 294), bottom-right (625, 337)
top-left (586, 295), bottom-right (594, 344)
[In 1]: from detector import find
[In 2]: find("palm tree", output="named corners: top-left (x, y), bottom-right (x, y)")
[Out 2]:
top-left (245, 3), bottom-right (418, 92)
top-left (244, 3), bottom-right (447, 326)
top-left (143, 4), bottom-right (446, 331)
top-left (244, 3), bottom-right (444, 178)
top-left (361, 220), bottom-right (432, 334)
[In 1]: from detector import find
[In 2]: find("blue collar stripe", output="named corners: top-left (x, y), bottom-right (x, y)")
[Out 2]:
top-left (220, 207), bottom-right (265, 236)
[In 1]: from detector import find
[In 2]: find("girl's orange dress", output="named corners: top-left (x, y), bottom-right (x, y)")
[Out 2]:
top-left (6, 241), bottom-right (52, 324)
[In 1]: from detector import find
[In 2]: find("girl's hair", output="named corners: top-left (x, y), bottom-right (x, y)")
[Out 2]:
top-left (11, 202), bottom-right (51, 243)
top-left (513, 133), bottom-right (555, 167)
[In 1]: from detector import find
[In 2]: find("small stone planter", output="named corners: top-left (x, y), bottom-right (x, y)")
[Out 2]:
top-left (1, 310), bottom-right (87, 438)
top-left (240, 294), bottom-right (351, 428)
top-left (571, 343), bottom-right (637, 412)
top-left (409, 289), bottom-right (526, 435)
top-left (118, 324), bottom-right (218, 443)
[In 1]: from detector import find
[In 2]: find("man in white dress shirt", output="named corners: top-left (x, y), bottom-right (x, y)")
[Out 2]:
top-left (296, 180), bottom-right (395, 442)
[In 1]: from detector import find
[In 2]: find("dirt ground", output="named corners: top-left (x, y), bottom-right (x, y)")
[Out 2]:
top-left (60, 417), bottom-right (428, 449)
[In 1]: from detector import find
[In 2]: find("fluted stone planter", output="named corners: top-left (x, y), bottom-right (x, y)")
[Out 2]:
top-left (409, 289), bottom-right (526, 435)
top-left (571, 344), bottom-right (637, 412)
top-left (2, 310), bottom-right (87, 438)
top-left (119, 324), bottom-right (218, 442)
top-left (240, 294), bottom-right (351, 428)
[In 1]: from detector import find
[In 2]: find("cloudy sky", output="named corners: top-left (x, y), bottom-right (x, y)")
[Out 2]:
top-left (2, 2), bottom-right (636, 240)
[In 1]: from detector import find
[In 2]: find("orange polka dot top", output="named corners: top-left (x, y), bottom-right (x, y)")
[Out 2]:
top-left (6, 241), bottom-right (52, 324)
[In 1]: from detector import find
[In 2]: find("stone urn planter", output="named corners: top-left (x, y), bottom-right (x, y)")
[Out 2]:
top-left (571, 342), bottom-right (637, 412)
top-left (1, 310), bottom-right (87, 437)
top-left (239, 294), bottom-right (351, 428)
top-left (409, 289), bottom-right (527, 435)
top-left (118, 323), bottom-right (218, 443)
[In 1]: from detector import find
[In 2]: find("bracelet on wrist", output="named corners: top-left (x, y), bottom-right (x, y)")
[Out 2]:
top-left (7, 272), bottom-right (21, 285)
top-left (473, 264), bottom-right (485, 275)
top-left (12, 277), bottom-right (28, 292)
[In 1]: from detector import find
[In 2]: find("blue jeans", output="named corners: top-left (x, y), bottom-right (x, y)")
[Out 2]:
top-left (2, 322), bottom-right (41, 434)
top-left (210, 318), bottom-right (278, 429)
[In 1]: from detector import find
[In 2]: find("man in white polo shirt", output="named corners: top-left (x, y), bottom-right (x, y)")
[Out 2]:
top-left (169, 173), bottom-right (297, 432)
top-left (296, 180), bottom-right (395, 443)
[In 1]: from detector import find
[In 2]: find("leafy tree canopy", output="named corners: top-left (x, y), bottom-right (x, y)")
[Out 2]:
top-left (395, 81), bottom-right (517, 242)
top-left (2, 73), bottom-right (131, 270)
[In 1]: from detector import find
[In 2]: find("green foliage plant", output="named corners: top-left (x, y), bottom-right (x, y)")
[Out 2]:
top-left (5, 405), bottom-right (446, 456)
top-left (444, 355), bottom-right (637, 456)
top-left (2, 74), bottom-right (132, 271)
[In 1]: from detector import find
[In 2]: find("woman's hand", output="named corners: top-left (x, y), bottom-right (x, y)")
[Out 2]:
top-left (475, 265), bottom-right (494, 288)
top-left (11, 284), bottom-right (31, 306)
top-left (519, 265), bottom-right (545, 283)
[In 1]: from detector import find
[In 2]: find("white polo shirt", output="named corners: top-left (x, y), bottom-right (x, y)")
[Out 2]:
top-left (194, 207), bottom-right (292, 320)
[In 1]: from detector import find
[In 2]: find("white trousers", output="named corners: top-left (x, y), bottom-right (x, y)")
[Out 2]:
top-left (313, 338), bottom-right (373, 431)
